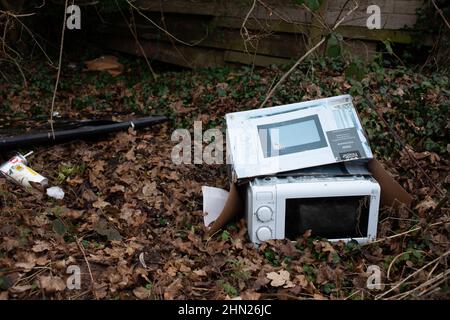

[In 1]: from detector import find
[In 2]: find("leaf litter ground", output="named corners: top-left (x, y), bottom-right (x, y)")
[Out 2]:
top-left (0, 58), bottom-right (449, 300)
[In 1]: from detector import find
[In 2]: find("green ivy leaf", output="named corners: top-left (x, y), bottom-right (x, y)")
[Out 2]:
top-left (345, 61), bottom-right (365, 82)
top-left (322, 283), bottom-right (335, 294)
top-left (52, 218), bottom-right (67, 236)
top-left (326, 34), bottom-right (341, 58)
top-left (305, 0), bottom-right (320, 11)
top-left (383, 40), bottom-right (393, 55)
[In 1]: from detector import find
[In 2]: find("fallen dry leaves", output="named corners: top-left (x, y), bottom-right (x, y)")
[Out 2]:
top-left (0, 60), bottom-right (449, 301)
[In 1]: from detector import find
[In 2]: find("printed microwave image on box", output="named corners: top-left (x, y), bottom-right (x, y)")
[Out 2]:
top-left (226, 95), bottom-right (373, 180)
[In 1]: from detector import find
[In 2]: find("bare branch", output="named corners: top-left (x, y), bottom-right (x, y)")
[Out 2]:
top-left (260, 1), bottom-right (359, 108)
top-left (49, 0), bottom-right (68, 139)
top-left (126, 0), bottom-right (204, 47)
top-left (375, 250), bottom-right (450, 300)
top-left (431, 0), bottom-right (450, 30)
top-left (116, 0), bottom-right (157, 79)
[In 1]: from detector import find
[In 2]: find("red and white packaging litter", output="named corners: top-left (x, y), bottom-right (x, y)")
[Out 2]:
top-left (0, 153), bottom-right (48, 189)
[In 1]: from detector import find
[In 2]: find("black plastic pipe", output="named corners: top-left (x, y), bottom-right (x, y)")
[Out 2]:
top-left (0, 116), bottom-right (168, 150)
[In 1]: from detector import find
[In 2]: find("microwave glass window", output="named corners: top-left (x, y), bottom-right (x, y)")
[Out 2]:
top-left (285, 196), bottom-right (370, 240)
top-left (273, 119), bottom-right (321, 148)
top-left (258, 115), bottom-right (328, 157)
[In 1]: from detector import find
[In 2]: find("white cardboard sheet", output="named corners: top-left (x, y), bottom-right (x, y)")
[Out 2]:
top-left (202, 186), bottom-right (229, 227)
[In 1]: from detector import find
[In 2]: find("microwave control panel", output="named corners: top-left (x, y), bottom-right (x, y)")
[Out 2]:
top-left (246, 181), bottom-right (277, 243)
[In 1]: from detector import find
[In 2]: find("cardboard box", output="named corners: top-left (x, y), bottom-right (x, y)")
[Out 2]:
top-left (226, 95), bottom-right (374, 181)
top-left (205, 95), bottom-right (413, 236)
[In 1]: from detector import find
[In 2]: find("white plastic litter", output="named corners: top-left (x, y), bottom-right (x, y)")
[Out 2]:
top-left (46, 186), bottom-right (65, 200)
top-left (202, 186), bottom-right (229, 227)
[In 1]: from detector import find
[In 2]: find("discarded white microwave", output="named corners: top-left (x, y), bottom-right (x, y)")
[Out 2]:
top-left (226, 95), bottom-right (373, 181)
top-left (246, 170), bottom-right (381, 244)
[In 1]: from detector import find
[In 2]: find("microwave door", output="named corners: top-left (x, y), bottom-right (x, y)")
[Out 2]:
top-left (284, 196), bottom-right (370, 240)
top-left (277, 183), bottom-right (372, 242)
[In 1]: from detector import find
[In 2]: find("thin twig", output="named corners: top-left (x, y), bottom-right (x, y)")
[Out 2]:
top-left (365, 220), bottom-right (448, 246)
top-left (427, 259), bottom-right (441, 280)
top-left (259, 1), bottom-right (359, 108)
top-left (431, 0), bottom-right (450, 30)
top-left (256, 0), bottom-right (296, 24)
top-left (0, 10), bottom-right (36, 18)
top-left (75, 236), bottom-right (98, 300)
top-left (386, 250), bottom-right (427, 280)
top-left (49, 0), bottom-right (68, 139)
top-left (418, 274), bottom-right (450, 297)
top-left (432, 193), bottom-right (449, 216)
top-left (158, 0), bottom-right (193, 68)
top-left (388, 270), bottom-right (450, 300)
top-left (344, 289), bottom-right (362, 300)
top-left (375, 250), bottom-right (450, 299)
top-left (240, 0), bottom-right (257, 53)
top-left (116, 0), bottom-right (157, 79)
top-left (125, 0), bottom-right (203, 47)
top-left (302, 3), bottom-right (330, 35)
top-left (6, 12), bottom-right (55, 67)
top-left (1, 15), bottom-right (27, 86)
top-left (332, 0), bottom-right (351, 26)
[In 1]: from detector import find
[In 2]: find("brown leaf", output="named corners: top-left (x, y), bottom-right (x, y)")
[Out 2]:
top-left (415, 196), bottom-right (437, 215)
top-left (125, 148), bottom-right (136, 161)
top-left (15, 262), bottom-right (35, 271)
top-left (193, 269), bottom-right (207, 277)
top-left (413, 151), bottom-right (431, 160)
top-left (295, 274), bottom-right (308, 288)
top-left (94, 283), bottom-right (108, 299)
top-left (240, 290), bottom-right (261, 300)
top-left (38, 276), bottom-right (66, 293)
top-left (31, 241), bottom-right (51, 253)
top-left (321, 241), bottom-right (335, 254)
top-left (313, 293), bottom-right (327, 300)
top-left (35, 256), bottom-right (51, 266)
top-left (142, 182), bottom-right (158, 197)
top-left (82, 189), bottom-right (98, 202)
top-left (266, 270), bottom-right (294, 288)
top-left (110, 184), bottom-right (125, 193)
top-left (85, 55), bottom-right (123, 76)
top-left (120, 204), bottom-right (145, 227)
top-left (192, 85), bottom-right (205, 103)
top-left (93, 199), bottom-right (111, 209)
top-left (9, 285), bottom-right (33, 293)
top-left (167, 266), bottom-right (177, 277)
top-left (393, 87), bottom-right (405, 96)
top-left (67, 175), bottom-right (83, 186)
top-left (179, 264), bottom-right (191, 273)
top-left (164, 278), bottom-right (183, 300)
top-left (92, 160), bottom-right (106, 175)
top-left (62, 209), bottom-right (84, 219)
top-left (133, 286), bottom-right (151, 300)
top-left (170, 100), bottom-right (195, 115)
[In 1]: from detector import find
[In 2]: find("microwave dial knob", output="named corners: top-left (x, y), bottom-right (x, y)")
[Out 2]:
top-left (256, 206), bottom-right (273, 222)
top-left (256, 227), bottom-right (272, 242)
